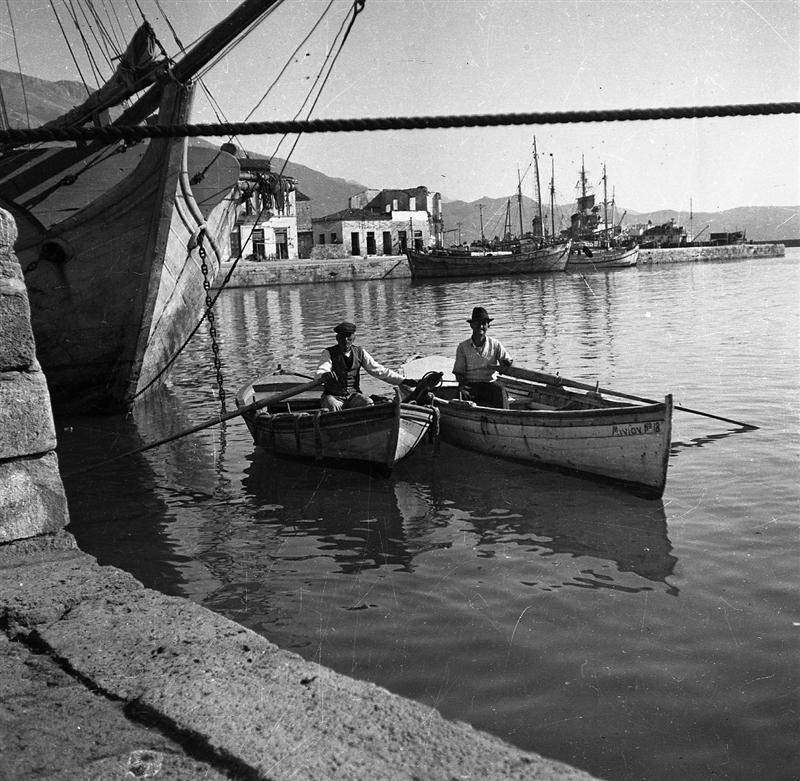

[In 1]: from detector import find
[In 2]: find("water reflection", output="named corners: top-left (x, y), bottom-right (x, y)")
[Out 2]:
top-left (397, 445), bottom-right (678, 593)
top-left (240, 442), bottom-right (678, 595)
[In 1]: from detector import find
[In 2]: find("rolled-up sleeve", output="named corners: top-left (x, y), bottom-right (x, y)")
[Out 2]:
top-left (361, 349), bottom-right (404, 385)
top-left (315, 349), bottom-right (333, 378)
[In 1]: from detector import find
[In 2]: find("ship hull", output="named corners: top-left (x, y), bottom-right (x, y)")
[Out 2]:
top-left (0, 83), bottom-right (240, 414)
top-left (406, 241), bottom-right (571, 279)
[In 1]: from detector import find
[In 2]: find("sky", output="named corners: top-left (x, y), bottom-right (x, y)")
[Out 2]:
top-left (1, 0), bottom-right (798, 213)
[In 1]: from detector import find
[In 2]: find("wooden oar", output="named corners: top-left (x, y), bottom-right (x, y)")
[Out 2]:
top-left (500, 365), bottom-right (758, 429)
top-left (62, 377), bottom-right (323, 478)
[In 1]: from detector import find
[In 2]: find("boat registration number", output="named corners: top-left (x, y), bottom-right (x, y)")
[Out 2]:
top-left (612, 421), bottom-right (661, 437)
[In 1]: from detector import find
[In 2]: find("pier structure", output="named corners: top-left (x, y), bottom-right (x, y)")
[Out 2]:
top-left (0, 206), bottom-right (595, 779)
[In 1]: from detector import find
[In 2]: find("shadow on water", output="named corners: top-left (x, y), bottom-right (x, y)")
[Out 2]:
top-left (241, 441), bottom-right (679, 595)
top-left (670, 425), bottom-right (756, 453)
top-left (57, 409), bottom-right (196, 596)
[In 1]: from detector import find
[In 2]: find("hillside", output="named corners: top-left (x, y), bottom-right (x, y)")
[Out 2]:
top-left (2, 69), bottom-right (797, 241)
top-left (440, 197), bottom-right (799, 244)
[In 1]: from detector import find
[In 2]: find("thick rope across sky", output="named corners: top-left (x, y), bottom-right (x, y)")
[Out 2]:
top-left (2, 101), bottom-right (798, 145)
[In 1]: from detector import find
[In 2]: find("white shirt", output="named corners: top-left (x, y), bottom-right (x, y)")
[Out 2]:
top-left (453, 335), bottom-right (510, 382)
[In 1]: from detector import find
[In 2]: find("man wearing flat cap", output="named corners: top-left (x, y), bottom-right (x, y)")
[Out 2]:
top-left (316, 321), bottom-right (416, 411)
top-left (453, 306), bottom-right (513, 408)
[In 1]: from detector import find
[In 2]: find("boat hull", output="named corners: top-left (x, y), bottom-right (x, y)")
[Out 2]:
top-left (236, 375), bottom-right (436, 471)
top-left (433, 384), bottom-right (672, 498)
top-left (568, 244), bottom-right (639, 269)
top-left (0, 83), bottom-right (240, 414)
top-left (406, 241), bottom-right (571, 278)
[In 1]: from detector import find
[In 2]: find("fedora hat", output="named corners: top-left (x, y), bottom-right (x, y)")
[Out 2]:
top-left (467, 306), bottom-right (493, 324)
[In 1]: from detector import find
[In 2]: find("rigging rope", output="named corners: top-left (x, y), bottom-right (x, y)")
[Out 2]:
top-left (2, 0), bottom-right (31, 129)
top-left (51, 2), bottom-right (93, 97)
top-left (2, 101), bottom-right (797, 147)
top-left (273, 0), bottom-right (361, 166)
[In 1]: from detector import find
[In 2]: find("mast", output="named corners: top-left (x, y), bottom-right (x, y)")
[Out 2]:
top-left (503, 199), bottom-right (512, 242)
top-left (517, 168), bottom-right (524, 240)
top-left (532, 137), bottom-right (544, 245)
top-left (479, 203), bottom-right (485, 253)
top-left (602, 162), bottom-right (609, 248)
top-left (549, 155), bottom-right (556, 239)
top-left (581, 155), bottom-right (587, 201)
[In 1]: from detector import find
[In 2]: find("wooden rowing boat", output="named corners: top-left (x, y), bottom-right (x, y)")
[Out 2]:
top-left (405, 240), bottom-right (571, 279)
top-left (402, 357), bottom-right (672, 497)
top-left (235, 373), bottom-right (437, 472)
top-left (568, 243), bottom-right (640, 269)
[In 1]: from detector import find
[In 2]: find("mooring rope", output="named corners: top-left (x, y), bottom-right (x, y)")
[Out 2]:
top-left (1, 101), bottom-right (798, 146)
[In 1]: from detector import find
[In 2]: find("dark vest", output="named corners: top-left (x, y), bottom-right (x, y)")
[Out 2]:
top-left (323, 344), bottom-right (363, 396)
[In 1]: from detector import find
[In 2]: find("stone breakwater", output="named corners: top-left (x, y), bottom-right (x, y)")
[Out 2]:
top-left (638, 242), bottom-right (784, 264)
top-left (213, 243), bottom-right (785, 288)
top-left (0, 207), bottom-right (597, 780)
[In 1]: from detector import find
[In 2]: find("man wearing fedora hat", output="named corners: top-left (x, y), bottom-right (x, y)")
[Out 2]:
top-left (453, 306), bottom-right (513, 408)
top-left (316, 321), bottom-right (416, 411)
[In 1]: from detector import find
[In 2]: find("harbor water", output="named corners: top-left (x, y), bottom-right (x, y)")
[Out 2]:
top-left (58, 251), bottom-right (799, 780)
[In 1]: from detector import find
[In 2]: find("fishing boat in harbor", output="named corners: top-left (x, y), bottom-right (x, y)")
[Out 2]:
top-left (235, 372), bottom-right (438, 473)
top-left (566, 159), bottom-right (639, 270)
top-left (403, 356), bottom-right (672, 498)
top-left (406, 240), bottom-right (570, 279)
top-left (568, 243), bottom-right (639, 270)
top-left (0, 0), bottom-right (281, 414)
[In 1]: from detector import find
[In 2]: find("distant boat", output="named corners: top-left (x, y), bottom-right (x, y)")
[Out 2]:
top-left (235, 372), bottom-right (437, 473)
top-left (0, 0), bottom-right (280, 414)
top-left (406, 240), bottom-right (571, 279)
top-left (566, 158), bottom-right (639, 269)
top-left (568, 243), bottom-right (639, 269)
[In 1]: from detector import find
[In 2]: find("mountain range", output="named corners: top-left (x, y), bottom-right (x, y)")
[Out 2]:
top-left (2, 68), bottom-right (797, 242)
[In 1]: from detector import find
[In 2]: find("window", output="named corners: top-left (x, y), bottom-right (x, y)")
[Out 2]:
top-left (382, 231), bottom-right (392, 254)
top-left (392, 199), bottom-right (399, 211)
top-left (409, 196), bottom-right (416, 211)
top-left (331, 233), bottom-right (338, 244)
top-left (413, 230), bottom-right (424, 251)
top-left (366, 232), bottom-right (376, 255)
top-left (252, 228), bottom-right (265, 260)
top-left (319, 233), bottom-right (326, 244)
top-left (398, 230), bottom-right (407, 252)
top-left (275, 229), bottom-right (288, 259)
top-left (229, 228), bottom-right (241, 259)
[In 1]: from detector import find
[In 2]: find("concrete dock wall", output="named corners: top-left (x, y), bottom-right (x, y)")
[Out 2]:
top-left (214, 243), bottom-right (786, 288)
top-left (0, 207), bottom-right (596, 779)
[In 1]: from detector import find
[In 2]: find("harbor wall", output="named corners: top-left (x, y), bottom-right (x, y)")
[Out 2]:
top-left (0, 207), bottom-right (595, 780)
top-left (214, 243), bottom-right (786, 288)
top-left (638, 242), bottom-right (784, 264)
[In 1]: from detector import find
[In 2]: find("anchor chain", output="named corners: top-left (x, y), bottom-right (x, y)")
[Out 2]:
top-left (198, 231), bottom-right (226, 413)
